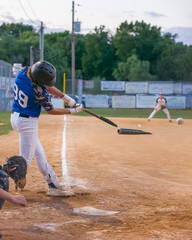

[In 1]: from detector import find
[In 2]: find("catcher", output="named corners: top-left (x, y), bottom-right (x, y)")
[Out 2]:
top-left (0, 156), bottom-right (27, 239)
top-left (148, 93), bottom-right (172, 122)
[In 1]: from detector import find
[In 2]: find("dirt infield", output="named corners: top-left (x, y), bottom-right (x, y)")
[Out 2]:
top-left (0, 115), bottom-right (192, 240)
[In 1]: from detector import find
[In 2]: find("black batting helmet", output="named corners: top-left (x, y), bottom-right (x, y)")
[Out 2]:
top-left (30, 61), bottom-right (56, 86)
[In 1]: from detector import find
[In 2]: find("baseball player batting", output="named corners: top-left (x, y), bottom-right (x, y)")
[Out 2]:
top-left (11, 61), bottom-right (82, 197)
top-left (148, 93), bottom-right (172, 122)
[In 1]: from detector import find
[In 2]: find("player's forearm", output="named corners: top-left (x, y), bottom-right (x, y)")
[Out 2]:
top-left (46, 87), bottom-right (75, 106)
top-left (47, 108), bottom-right (71, 115)
top-left (0, 188), bottom-right (13, 202)
top-left (0, 188), bottom-right (26, 206)
top-left (46, 88), bottom-right (76, 108)
top-left (46, 86), bottom-right (64, 98)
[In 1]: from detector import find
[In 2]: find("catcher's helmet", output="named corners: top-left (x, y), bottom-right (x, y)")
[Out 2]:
top-left (31, 61), bottom-right (56, 86)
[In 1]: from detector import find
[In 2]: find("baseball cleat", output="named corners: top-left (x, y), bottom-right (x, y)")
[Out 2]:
top-left (169, 120), bottom-right (172, 122)
top-left (47, 186), bottom-right (75, 197)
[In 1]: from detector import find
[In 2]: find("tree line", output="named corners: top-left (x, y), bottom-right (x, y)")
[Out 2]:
top-left (0, 22), bottom-right (192, 90)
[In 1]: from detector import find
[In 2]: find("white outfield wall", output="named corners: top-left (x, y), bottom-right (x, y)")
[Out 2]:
top-left (124, 81), bottom-right (192, 95)
top-left (51, 98), bottom-right (64, 108)
top-left (136, 95), bottom-right (157, 108)
top-left (186, 96), bottom-right (192, 108)
top-left (173, 83), bottom-right (182, 95)
top-left (101, 81), bottom-right (125, 91)
top-left (51, 95), bottom-right (186, 109)
top-left (85, 94), bottom-right (109, 108)
top-left (112, 95), bottom-right (136, 108)
top-left (148, 81), bottom-right (174, 94)
top-left (125, 82), bottom-right (148, 94)
top-left (182, 84), bottom-right (192, 95)
top-left (49, 81), bottom-right (192, 110)
top-left (166, 96), bottom-right (186, 109)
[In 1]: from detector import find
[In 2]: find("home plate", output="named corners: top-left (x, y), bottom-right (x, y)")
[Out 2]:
top-left (73, 206), bottom-right (119, 216)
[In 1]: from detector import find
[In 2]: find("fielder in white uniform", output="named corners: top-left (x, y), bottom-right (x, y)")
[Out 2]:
top-left (11, 61), bottom-right (82, 197)
top-left (148, 93), bottom-right (172, 122)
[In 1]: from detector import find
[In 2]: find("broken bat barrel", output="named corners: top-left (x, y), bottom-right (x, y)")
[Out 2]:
top-left (117, 128), bottom-right (152, 135)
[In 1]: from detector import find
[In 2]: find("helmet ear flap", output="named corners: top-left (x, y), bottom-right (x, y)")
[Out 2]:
top-left (27, 67), bottom-right (37, 85)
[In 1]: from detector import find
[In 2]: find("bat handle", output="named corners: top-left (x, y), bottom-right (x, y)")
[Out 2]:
top-left (82, 108), bottom-right (99, 119)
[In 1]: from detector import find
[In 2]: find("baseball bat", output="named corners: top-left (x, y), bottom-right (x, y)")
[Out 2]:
top-left (82, 108), bottom-right (118, 127)
top-left (118, 128), bottom-right (152, 135)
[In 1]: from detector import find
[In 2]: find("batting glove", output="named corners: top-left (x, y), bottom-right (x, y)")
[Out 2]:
top-left (69, 104), bottom-right (83, 114)
top-left (62, 94), bottom-right (76, 107)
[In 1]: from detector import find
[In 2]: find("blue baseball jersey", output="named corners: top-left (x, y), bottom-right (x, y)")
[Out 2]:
top-left (12, 66), bottom-right (53, 117)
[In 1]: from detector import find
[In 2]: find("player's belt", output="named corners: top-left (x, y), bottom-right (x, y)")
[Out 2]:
top-left (11, 110), bottom-right (29, 118)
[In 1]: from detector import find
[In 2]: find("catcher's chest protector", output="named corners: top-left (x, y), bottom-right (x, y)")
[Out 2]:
top-left (0, 169), bottom-right (9, 209)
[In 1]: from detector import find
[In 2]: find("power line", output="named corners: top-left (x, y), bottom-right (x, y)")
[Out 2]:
top-left (77, 3), bottom-right (106, 12)
top-left (27, 0), bottom-right (41, 21)
top-left (18, 0), bottom-right (36, 24)
top-left (76, 3), bottom-right (82, 7)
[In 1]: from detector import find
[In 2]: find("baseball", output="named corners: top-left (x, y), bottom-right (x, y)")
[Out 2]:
top-left (176, 117), bottom-right (184, 125)
top-left (138, 124), bottom-right (141, 128)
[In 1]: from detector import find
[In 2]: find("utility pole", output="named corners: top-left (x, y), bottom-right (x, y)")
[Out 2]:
top-left (30, 46), bottom-right (36, 66)
top-left (71, 1), bottom-right (75, 96)
top-left (39, 21), bottom-right (44, 61)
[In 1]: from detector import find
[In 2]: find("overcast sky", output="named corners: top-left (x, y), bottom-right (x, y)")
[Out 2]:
top-left (0, 0), bottom-right (192, 45)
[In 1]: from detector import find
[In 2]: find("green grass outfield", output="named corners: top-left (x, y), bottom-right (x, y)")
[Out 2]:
top-left (0, 109), bottom-right (191, 136)
top-left (0, 112), bottom-right (12, 135)
top-left (77, 108), bottom-right (192, 119)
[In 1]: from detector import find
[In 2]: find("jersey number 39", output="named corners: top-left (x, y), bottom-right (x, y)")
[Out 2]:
top-left (14, 83), bottom-right (28, 108)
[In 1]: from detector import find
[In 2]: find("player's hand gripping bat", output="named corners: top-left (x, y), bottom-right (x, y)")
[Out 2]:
top-left (82, 108), bottom-right (118, 127)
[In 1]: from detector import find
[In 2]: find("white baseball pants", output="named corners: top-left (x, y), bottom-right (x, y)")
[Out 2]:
top-left (11, 112), bottom-right (60, 187)
top-left (148, 106), bottom-right (171, 121)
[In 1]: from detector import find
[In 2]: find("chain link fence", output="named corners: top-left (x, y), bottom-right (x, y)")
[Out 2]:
top-left (0, 60), bottom-right (14, 112)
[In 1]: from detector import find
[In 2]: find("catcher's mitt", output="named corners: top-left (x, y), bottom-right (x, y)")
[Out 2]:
top-left (161, 105), bottom-right (167, 109)
top-left (3, 156), bottom-right (27, 190)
